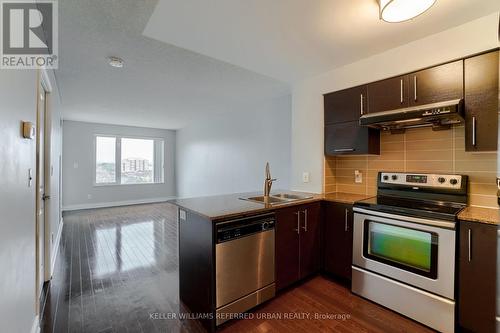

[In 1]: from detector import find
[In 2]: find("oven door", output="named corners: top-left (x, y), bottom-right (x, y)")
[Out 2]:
top-left (353, 207), bottom-right (456, 299)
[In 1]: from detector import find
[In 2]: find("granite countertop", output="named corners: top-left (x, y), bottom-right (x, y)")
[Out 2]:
top-left (169, 190), bottom-right (323, 221)
top-left (458, 206), bottom-right (500, 226)
top-left (322, 192), bottom-right (373, 204)
top-left (170, 191), bottom-right (371, 221)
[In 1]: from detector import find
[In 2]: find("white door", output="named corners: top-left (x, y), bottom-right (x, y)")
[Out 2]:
top-left (35, 80), bottom-right (48, 310)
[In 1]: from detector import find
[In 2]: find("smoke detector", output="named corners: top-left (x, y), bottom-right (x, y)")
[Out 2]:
top-left (107, 56), bottom-right (124, 68)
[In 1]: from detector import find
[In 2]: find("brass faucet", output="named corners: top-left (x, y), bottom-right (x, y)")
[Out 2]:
top-left (263, 162), bottom-right (277, 197)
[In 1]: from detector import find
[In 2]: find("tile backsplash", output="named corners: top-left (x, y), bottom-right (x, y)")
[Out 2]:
top-left (324, 126), bottom-right (499, 209)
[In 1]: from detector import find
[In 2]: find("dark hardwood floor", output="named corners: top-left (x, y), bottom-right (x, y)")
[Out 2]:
top-left (42, 203), bottom-right (433, 333)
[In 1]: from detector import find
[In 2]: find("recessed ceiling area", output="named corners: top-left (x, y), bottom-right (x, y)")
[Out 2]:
top-left (58, 0), bottom-right (500, 130)
top-left (57, 0), bottom-right (289, 130)
top-left (144, 0), bottom-right (500, 83)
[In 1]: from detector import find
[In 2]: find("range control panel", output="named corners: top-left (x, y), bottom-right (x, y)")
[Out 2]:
top-left (380, 172), bottom-right (463, 189)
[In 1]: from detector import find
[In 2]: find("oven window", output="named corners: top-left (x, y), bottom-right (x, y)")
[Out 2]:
top-left (364, 221), bottom-right (438, 279)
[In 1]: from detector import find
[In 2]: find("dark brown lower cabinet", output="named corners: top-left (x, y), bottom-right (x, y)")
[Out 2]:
top-left (323, 202), bottom-right (353, 281)
top-left (276, 202), bottom-right (321, 291)
top-left (458, 220), bottom-right (497, 333)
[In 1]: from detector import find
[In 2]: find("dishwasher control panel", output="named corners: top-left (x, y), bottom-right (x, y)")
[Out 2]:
top-left (216, 213), bottom-right (275, 243)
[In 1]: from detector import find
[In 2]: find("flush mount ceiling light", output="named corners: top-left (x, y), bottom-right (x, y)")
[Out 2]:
top-left (379, 0), bottom-right (436, 23)
top-left (107, 56), bottom-right (124, 68)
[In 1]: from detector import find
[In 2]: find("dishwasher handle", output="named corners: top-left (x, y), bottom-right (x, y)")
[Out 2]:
top-left (216, 214), bottom-right (275, 243)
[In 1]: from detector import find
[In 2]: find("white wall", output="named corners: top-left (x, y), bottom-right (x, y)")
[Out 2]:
top-left (176, 95), bottom-right (292, 198)
top-left (0, 69), bottom-right (56, 333)
top-left (291, 12), bottom-right (500, 193)
top-left (62, 121), bottom-right (176, 210)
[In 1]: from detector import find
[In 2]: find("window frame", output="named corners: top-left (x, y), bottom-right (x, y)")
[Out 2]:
top-left (93, 134), bottom-right (165, 187)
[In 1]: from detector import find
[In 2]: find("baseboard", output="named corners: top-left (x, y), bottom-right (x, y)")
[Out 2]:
top-left (50, 218), bottom-right (64, 277)
top-left (62, 196), bottom-right (175, 212)
top-left (30, 315), bottom-right (40, 333)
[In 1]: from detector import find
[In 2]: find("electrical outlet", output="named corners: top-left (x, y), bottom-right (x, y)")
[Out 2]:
top-left (302, 172), bottom-right (310, 183)
top-left (355, 170), bottom-right (363, 183)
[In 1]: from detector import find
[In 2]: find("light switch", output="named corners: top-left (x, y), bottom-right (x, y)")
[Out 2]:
top-left (87, 194), bottom-right (92, 199)
top-left (73, 162), bottom-right (78, 169)
top-left (302, 172), bottom-right (310, 183)
top-left (355, 170), bottom-right (363, 183)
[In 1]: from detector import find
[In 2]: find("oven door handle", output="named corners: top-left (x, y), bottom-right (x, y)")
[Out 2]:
top-left (353, 207), bottom-right (456, 230)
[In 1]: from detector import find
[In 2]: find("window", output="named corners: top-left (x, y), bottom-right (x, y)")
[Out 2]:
top-left (94, 135), bottom-right (164, 185)
top-left (121, 138), bottom-right (154, 184)
top-left (95, 136), bottom-right (116, 184)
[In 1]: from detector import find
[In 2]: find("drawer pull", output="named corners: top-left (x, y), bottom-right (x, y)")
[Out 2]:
top-left (334, 148), bottom-right (355, 152)
top-left (467, 228), bottom-right (472, 262)
top-left (472, 116), bottom-right (476, 147)
top-left (413, 75), bottom-right (417, 101)
top-left (344, 209), bottom-right (348, 232)
top-left (360, 94), bottom-right (364, 115)
top-left (400, 79), bottom-right (403, 103)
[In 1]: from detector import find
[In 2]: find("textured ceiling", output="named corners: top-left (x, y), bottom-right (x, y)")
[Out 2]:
top-left (57, 0), bottom-right (290, 129)
top-left (58, 0), bottom-right (500, 129)
top-left (144, 0), bottom-right (500, 83)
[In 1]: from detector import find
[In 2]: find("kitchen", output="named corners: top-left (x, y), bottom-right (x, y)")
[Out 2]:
top-left (2, 1), bottom-right (500, 333)
top-left (172, 19), bottom-right (500, 333)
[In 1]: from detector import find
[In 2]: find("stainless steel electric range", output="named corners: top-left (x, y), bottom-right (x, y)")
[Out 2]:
top-left (352, 172), bottom-right (468, 333)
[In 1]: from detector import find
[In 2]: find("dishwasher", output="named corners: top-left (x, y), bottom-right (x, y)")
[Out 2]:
top-left (215, 213), bottom-right (275, 326)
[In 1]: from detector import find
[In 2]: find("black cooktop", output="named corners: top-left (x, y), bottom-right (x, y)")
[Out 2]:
top-left (354, 195), bottom-right (465, 222)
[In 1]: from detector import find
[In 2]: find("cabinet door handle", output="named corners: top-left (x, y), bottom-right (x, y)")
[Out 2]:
top-left (467, 228), bottom-right (472, 262)
top-left (334, 148), bottom-right (355, 152)
top-left (301, 209), bottom-right (308, 232)
top-left (413, 75), bottom-right (417, 101)
top-left (472, 116), bottom-right (477, 147)
top-left (293, 211), bottom-right (300, 235)
top-left (400, 79), bottom-right (404, 103)
top-left (344, 208), bottom-right (349, 232)
top-left (360, 94), bottom-right (364, 115)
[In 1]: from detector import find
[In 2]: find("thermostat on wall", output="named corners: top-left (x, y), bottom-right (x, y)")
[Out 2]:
top-left (22, 121), bottom-right (36, 139)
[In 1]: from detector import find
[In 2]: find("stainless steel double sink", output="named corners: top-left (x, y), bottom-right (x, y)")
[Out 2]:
top-left (240, 193), bottom-right (313, 206)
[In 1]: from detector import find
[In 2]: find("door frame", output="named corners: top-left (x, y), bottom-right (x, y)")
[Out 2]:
top-left (35, 69), bottom-right (53, 315)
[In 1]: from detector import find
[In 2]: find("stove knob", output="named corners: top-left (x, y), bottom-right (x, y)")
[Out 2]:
top-left (383, 175), bottom-right (389, 181)
top-left (438, 177), bottom-right (446, 183)
top-left (391, 175), bottom-right (398, 181)
top-left (450, 179), bottom-right (458, 185)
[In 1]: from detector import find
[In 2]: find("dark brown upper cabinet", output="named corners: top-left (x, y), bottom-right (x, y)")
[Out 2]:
top-left (409, 60), bottom-right (464, 106)
top-left (367, 75), bottom-right (409, 113)
top-left (324, 84), bottom-right (379, 156)
top-left (324, 85), bottom-right (367, 124)
top-left (458, 220), bottom-right (497, 333)
top-left (325, 121), bottom-right (379, 156)
top-left (464, 51), bottom-right (499, 152)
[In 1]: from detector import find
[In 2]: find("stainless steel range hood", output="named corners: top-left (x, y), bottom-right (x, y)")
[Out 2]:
top-left (359, 99), bottom-right (464, 132)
